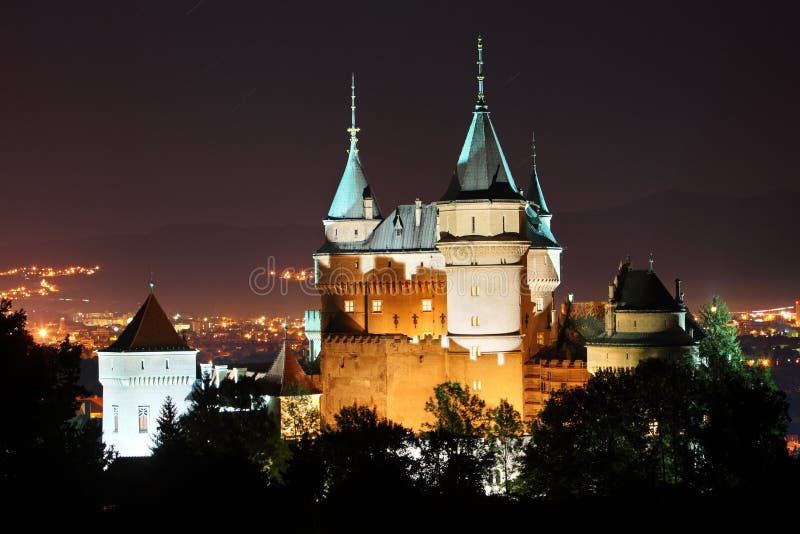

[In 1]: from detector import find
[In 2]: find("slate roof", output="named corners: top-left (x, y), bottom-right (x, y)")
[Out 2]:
top-left (612, 266), bottom-right (684, 312)
top-left (440, 111), bottom-right (522, 201)
top-left (105, 292), bottom-right (191, 352)
top-left (262, 342), bottom-right (321, 396)
top-left (316, 203), bottom-right (438, 254)
top-left (327, 145), bottom-right (381, 219)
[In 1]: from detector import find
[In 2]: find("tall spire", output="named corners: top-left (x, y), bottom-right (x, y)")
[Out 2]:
top-left (347, 73), bottom-right (360, 152)
top-left (326, 74), bottom-right (380, 219)
top-left (476, 35), bottom-right (487, 111)
top-left (526, 131), bottom-right (550, 215)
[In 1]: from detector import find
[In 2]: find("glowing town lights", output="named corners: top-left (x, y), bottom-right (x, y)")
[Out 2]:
top-left (710, 306), bottom-right (718, 313)
top-left (38, 328), bottom-right (47, 340)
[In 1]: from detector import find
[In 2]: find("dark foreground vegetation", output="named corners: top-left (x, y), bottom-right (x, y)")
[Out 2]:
top-left (2, 297), bottom-right (798, 530)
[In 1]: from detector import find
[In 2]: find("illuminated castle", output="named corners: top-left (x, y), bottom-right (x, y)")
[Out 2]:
top-left (312, 38), bottom-right (562, 429)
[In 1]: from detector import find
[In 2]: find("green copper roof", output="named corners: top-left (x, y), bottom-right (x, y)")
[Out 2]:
top-left (327, 148), bottom-right (380, 219)
top-left (526, 134), bottom-right (550, 215)
top-left (525, 203), bottom-right (559, 248)
top-left (440, 38), bottom-right (521, 201)
top-left (327, 75), bottom-right (381, 220)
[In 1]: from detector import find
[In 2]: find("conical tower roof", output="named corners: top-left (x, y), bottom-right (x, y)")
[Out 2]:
top-left (441, 36), bottom-right (521, 201)
top-left (264, 342), bottom-right (320, 396)
top-left (327, 74), bottom-right (381, 219)
top-left (105, 290), bottom-right (190, 352)
top-left (526, 132), bottom-right (550, 215)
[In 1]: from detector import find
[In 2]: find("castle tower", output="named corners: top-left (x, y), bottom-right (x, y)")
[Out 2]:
top-left (323, 74), bottom-right (382, 244)
top-left (97, 285), bottom-right (197, 457)
top-left (523, 132), bottom-right (562, 356)
top-left (585, 257), bottom-right (703, 374)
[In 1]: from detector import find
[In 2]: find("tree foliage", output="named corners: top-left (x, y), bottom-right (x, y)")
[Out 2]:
top-left (519, 295), bottom-right (792, 500)
top-left (0, 299), bottom-right (112, 507)
top-left (486, 399), bottom-right (525, 495)
top-left (419, 382), bottom-right (493, 497)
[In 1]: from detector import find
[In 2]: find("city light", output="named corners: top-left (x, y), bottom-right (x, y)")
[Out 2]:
top-left (38, 328), bottom-right (47, 340)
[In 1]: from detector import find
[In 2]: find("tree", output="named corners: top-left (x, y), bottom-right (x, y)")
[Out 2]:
top-left (695, 296), bottom-right (790, 493)
top-left (418, 382), bottom-right (493, 497)
top-left (151, 395), bottom-right (181, 453)
top-left (177, 375), bottom-right (291, 487)
top-left (697, 295), bottom-right (745, 373)
top-left (321, 406), bottom-right (418, 502)
top-left (277, 384), bottom-right (321, 440)
top-left (486, 399), bottom-right (525, 496)
top-left (0, 299), bottom-right (112, 508)
top-left (519, 295), bottom-right (793, 500)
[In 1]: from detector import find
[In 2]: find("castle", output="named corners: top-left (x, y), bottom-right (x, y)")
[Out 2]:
top-left (313, 38), bottom-right (563, 429)
top-left (99, 38), bottom-right (704, 455)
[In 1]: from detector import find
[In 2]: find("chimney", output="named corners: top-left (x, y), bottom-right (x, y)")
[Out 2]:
top-left (363, 197), bottom-right (373, 220)
top-left (415, 198), bottom-right (422, 227)
top-left (675, 278), bottom-right (684, 304)
top-left (608, 283), bottom-right (615, 302)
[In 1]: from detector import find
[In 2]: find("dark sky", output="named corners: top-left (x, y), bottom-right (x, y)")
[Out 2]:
top-left (2, 1), bottom-right (799, 315)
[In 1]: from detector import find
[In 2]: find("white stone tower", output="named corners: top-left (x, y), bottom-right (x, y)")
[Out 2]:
top-left (97, 285), bottom-right (197, 457)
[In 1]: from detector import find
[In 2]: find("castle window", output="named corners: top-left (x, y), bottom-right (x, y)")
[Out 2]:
top-left (165, 359), bottom-right (169, 370)
top-left (497, 353), bottom-right (505, 366)
top-left (472, 380), bottom-right (482, 391)
top-left (372, 300), bottom-right (383, 313)
top-left (140, 360), bottom-right (144, 370)
top-left (112, 405), bottom-right (119, 433)
top-left (471, 217), bottom-right (476, 233)
top-left (138, 406), bottom-right (149, 433)
top-left (471, 286), bottom-right (480, 297)
top-left (344, 300), bottom-right (355, 313)
top-left (354, 228), bottom-right (359, 236)
top-left (388, 261), bottom-right (392, 267)
top-left (470, 346), bottom-right (480, 360)
top-left (535, 297), bottom-right (544, 312)
top-left (537, 332), bottom-right (545, 345)
top-left (471, 316), bottom-right (480, 327)
top-left (421, 299), bottom-right (432, 312)
top-left (502, 215), bottom-right (506, 233)
top-left (396, 228), bottom-right (402, 237)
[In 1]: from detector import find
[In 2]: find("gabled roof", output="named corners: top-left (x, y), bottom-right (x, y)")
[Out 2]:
top-left (316, 203), bottom-right (438, 254)
top-left (105, 292), bottom-right (191, 352)
top-left (327, 149), bottom-right (381, 219)
top-left (440, 111), bottom-right (522, 201)
top-left (611, 263), bottom-right (684, 312)
top-left (263, 342), bottom-right (320, 396)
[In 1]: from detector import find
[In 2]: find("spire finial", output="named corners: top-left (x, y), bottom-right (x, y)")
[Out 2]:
top-left (531, 131), bottom-right (537, 167)
top-left (649, 253), bottom-right (655, 272)
top-left (476, 35), bottom-right (487, 111)
top-left (347, 73), bottom-right (360, 153)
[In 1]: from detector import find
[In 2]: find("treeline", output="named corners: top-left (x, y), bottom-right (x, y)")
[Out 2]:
top-left (1, 296), bottom-right (798, 529)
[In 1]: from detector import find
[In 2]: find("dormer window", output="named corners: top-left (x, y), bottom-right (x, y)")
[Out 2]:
top-left (396, 228), bottom-right (402, 237)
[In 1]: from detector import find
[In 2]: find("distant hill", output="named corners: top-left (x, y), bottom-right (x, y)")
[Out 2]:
top-left (6, 189), bottom-right (799, 316)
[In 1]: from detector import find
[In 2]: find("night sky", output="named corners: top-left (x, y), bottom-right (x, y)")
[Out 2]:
top-left (2, 1), bottom-right (799, 316)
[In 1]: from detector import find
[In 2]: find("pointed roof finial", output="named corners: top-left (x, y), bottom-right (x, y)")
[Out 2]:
top-left (347, 73), bottom-right (360, 153)
top-left (648, 253), bottom-right (655, 272)
top-left (531, 130), bottom-right (537, 167)
top-left (149, 271), bottom-right (155, 293)
top-left (476, 35), bottom-right (487, 111)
